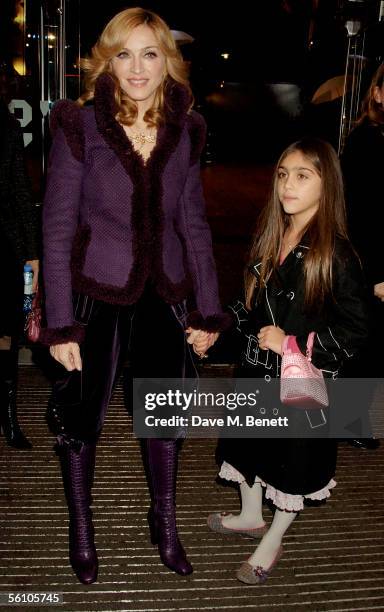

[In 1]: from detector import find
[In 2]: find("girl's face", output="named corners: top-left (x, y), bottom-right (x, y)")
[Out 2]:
top-left (110, 24), bottom-right (166, 113)
top-left (277, 151), bottom-right (322, 227)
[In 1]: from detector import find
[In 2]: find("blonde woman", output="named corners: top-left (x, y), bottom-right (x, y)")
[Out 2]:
top-left (40, 7), bottom-right (227, 583)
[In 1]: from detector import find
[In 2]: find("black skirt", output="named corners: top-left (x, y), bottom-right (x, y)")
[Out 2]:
top-left (216, 364), bottom-right (338, 496)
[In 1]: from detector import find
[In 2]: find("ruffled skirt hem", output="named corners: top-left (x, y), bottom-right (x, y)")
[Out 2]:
top-left (219, 461), bottom-right (336, 512)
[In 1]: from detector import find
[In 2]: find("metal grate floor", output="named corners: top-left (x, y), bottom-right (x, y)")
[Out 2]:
top-left (1, 366), bottom-right (384, 612)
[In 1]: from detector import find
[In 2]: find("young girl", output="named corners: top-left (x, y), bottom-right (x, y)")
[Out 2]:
top-left (199, 138), bottom-right (369, 584)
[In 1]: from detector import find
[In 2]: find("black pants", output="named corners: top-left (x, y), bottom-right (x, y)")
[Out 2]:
top-left (47, 284), bottom-right (198, 444)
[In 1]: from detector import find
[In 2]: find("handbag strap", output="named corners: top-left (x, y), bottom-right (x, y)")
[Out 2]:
top-left (282, 332), bottom-right (316, 360)
top-left (282, 335), bottom-right (300, 354)
top-left (306, 331), bottom-right (316, 361)
top-left (282, 335), bottom-right (290, 354)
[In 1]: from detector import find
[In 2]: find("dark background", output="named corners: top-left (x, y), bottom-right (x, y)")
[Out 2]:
top-left (75, 0), bottom-right (383, 160)
top-left (1, 1), bottom-right (384, 166)
top-left (1, 0), bottom-right (383, 161)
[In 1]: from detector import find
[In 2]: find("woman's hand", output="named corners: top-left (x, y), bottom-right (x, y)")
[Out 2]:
top-left (186, 327), bottom-right (219, 358)
top-left (257, 325), bottom-right (286, 355)
top-left (50, 342), bottom-right (82, 371)
top-left (26, 259), bottom-right (39, 292)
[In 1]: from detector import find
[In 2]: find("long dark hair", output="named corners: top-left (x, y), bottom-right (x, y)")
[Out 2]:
top-left (245, 138), bottom-right (348, 310)
top-left (358, 63), bottom-right (384, 126)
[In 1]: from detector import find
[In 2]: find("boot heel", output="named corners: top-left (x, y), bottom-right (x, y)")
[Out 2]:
top-left (147, 508), bottom-right (159, 545)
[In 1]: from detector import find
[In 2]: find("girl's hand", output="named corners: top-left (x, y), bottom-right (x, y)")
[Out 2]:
top-left (26, 259), bottom-right (39, 292)
top-left (186, 327), bottom-right (219, 358)
top-left (257, 325), bottom-right (286, 355)
top-left (50, 342), bottom-right (82, 371)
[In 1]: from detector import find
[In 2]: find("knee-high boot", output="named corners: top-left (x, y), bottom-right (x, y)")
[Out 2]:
top-left (145, 438), bottom-right (193, 575)
top-left (0, 348), bottom-right (31, 449)
top-left (57, 439), bottom-right (98, 584)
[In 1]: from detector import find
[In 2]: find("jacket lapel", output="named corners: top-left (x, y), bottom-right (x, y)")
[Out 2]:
top-left (250, 241), bottom-right (309, 324)
top-left (92, 72), bottom-right (193, 301)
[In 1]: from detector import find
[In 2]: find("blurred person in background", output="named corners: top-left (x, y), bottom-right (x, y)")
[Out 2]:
top-left (0, 63), bottom-right (39, 449)
top-left (341, 63), bottom-right (384, 450)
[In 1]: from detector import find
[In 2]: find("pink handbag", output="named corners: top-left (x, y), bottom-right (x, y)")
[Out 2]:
top-left (280, 332), bottom-right (329, 409)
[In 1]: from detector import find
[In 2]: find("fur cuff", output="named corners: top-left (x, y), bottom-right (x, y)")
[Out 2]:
top-left (39, 323), bottom-right (85, 346)
top-left (186, 310), bottom-right (233, 332)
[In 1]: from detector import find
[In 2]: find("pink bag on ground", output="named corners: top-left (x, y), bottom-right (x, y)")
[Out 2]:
top-left (280, 332), bottom-right (329, 409)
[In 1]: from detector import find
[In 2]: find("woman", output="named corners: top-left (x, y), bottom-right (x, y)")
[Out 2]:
top-left (341, 62), bottom-right (384, 449)
top-left (40, 8), bottom-right (227, 584)
top-left (0, 64), bottom-right (39, 449)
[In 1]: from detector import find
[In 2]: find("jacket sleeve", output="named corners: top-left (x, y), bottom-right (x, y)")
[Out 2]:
top-left (177, 113), bottom-right (231, 332)
top-left (39, 101), bottom-right (85, 346)
top-left (10, 121), bottom-right (40, 261)
top-left (212, 300), bottom-right (249, 362)
top-left (295, 246), bottom-right (370, 372)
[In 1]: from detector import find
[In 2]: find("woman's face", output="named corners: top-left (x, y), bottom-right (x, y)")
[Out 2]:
top-left (110, 24), bottom-right (166, 113)
top-left (277, 151), bottom-right (322, 226)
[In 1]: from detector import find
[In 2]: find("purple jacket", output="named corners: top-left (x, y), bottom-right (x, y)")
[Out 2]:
top-left (40, 74), bottom-right (230, 344)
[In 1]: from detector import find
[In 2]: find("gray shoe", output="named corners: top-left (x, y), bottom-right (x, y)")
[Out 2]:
top-left (236, 545), bottom-right (283, 584)
top-left (207, 512), bottom-right (268, 538)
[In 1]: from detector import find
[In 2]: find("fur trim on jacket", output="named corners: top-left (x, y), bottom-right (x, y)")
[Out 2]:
top-left (40, 74), bottom-right (225, 344)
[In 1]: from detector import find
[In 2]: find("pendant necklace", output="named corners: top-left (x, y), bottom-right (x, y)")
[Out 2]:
top-left (128, 127), bottom-right (156, 150)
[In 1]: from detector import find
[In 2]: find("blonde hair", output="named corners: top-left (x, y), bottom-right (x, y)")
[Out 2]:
top-left (78, 7), bottom-right (192, 127)
top-left (358, 63), bottom-right (384, 126)
top-left (245, 138), bottom-right (349, 310)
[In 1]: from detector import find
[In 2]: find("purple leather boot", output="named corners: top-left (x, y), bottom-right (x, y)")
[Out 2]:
top-left (58, 440), bottom-right (98, 584)
top-left (146, 439), bottom-right (193, 575)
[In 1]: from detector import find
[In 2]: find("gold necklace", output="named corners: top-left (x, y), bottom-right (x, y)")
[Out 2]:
top-left (128, 126), bottom-right (156, 150)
